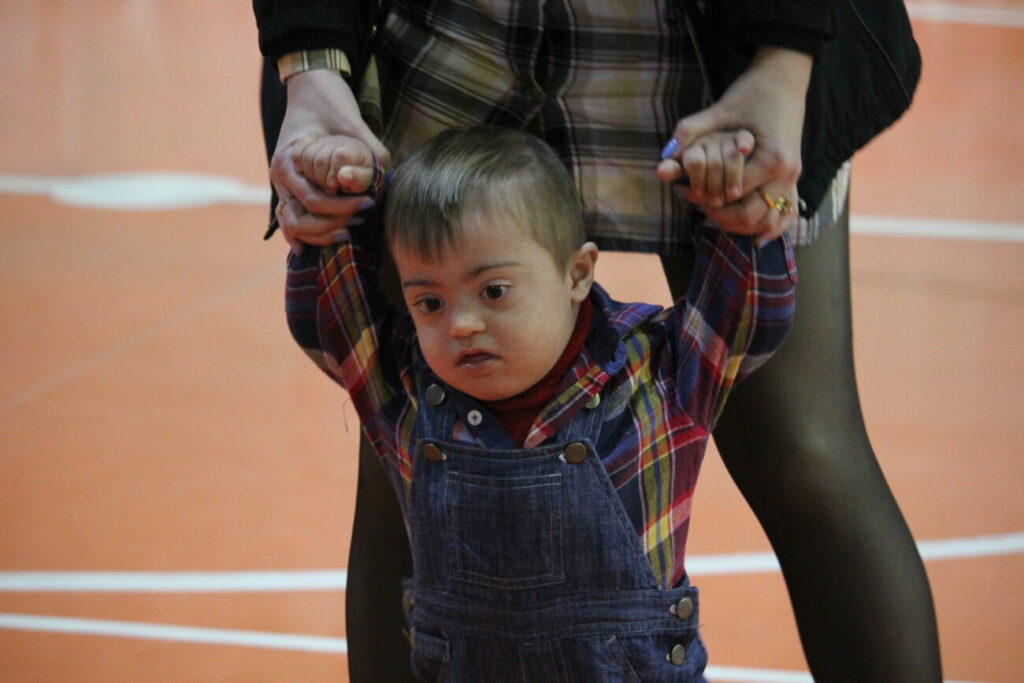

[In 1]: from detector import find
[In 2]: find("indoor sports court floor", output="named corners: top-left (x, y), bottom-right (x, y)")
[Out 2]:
top-left (1, 1), bottom-right (1022, 681)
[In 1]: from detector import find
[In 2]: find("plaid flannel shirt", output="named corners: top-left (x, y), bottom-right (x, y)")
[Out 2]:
top-left (285, 220), bottom-right (796, 587)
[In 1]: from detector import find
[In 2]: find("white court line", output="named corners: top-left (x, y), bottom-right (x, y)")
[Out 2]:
top-left (0, 613), bottom-right (347, 654)
top-left (917, 532), bottom-right (1024, 561)
top-left (688, 531), bottom-right (1024, 577)
top-left (0, 570), bottom-right (347, 593)
top-left (851, 216), bottom-right (1024, 243)
top-left (686, 552), bottom-right (781, 577)
top-left (706, 668), bottom-right (814, 683)
top-left (706, 666), bottom-right (986, 683)
top-left (906, 2), bottom-right (1024, 28)
top-left (0, 173), bottom-right (268, 209)
top-left (1, 533), bottom-right (1021, 592)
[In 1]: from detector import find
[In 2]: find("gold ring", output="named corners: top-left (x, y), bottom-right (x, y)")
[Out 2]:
top-left (756, 188), bottom-right (793, 215)
top-left (276, 196), bottom-right (289, 214)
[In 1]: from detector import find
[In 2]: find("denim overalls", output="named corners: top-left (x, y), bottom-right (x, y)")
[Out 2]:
top-left (403, 373), bottom-right (708, 682)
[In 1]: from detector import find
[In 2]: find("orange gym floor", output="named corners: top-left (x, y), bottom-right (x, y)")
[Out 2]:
top-left (1, 1), bottom-right (1022, 681)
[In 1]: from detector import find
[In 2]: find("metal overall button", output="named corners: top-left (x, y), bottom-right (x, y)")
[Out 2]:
top-left (671, 596), bottom-right (694, 620)
top-left (425, 384), bottom-right (447, 406)
top-left (423, 443), bottom-right (444, 462)
top-left (466, 409), bottom-right (483, 426)
top-left (668, 643), bottom-right (686, 666)
top-left (563, 442), bottom-right (588, 464)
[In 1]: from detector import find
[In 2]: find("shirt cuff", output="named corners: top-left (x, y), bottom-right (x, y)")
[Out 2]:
top-left (277, 49), bottom-right (352, 83)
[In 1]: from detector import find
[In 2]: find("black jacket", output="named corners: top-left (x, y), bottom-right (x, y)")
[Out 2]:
top-left (254, 0), bottom-right (921, 216)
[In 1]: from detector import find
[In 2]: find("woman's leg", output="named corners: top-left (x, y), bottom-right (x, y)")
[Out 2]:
top-left (661, 203), bottom-right (942, 681)
top-left (345, 438), bottom-right (415, 682)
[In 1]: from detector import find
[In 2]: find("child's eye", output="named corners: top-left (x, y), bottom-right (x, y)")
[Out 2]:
top-left (413, 297), bottom-right (444, 314)
top-left (481, 285), bottom-right (509, 301)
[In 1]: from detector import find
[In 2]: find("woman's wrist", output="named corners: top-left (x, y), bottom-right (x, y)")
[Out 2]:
top-left (747, 46), bottom-right (813, 94)
top-left (285, 70), bottom-right (363, 129)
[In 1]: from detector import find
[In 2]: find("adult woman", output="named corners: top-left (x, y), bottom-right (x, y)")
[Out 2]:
top-left (255, 1), bottom-right (940, 679)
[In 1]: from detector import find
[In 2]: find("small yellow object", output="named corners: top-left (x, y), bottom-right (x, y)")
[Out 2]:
top-left (757, 188), bottom-right (793, 215)
top-left (756, 187), bottom-right (776, 210)
top-left (774, 195), bottom-right (794, 215)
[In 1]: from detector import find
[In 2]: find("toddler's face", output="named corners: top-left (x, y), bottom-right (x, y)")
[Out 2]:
top-left (392, 218), bottom-right (594, 402)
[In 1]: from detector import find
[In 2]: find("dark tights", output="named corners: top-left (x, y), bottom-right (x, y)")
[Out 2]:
top-left (660, 205), bottom-right (941, 681)
top-left (346, 438), bottom-right (414, 681)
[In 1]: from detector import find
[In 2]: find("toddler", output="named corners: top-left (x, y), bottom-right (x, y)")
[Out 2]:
top-left (284, 126), bottom-right (795, 680)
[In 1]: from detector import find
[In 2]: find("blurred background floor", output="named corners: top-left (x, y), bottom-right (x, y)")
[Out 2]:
top-left (1, 0), bottom-right (1022, 681)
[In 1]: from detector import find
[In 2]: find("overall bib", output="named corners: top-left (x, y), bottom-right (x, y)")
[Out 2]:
top-left (404, 375), bottom-right (708, 681)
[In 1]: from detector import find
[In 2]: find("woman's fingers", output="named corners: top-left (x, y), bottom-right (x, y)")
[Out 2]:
top-left (701, 190), bottom-right (770, 235)
top-left (273, 167), bottom-right (376, 237)
top-left (754, 189), bottom-right (799, 247)
top-left (277, 193), bottom-right (375, 246)
top-left (698, 184), bottom-right (799, 246)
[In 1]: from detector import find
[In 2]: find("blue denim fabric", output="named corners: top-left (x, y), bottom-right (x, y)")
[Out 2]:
top-left (405, 373), bottom-right (709, 681)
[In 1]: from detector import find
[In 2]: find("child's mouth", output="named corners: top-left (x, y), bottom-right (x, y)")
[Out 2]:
top-left (458, 352), bottom-right (498, 368)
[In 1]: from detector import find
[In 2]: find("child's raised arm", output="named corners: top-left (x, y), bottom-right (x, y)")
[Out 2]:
top-left (284, 204), bottom-right (400, 427)
top-left (664, 226), bottom-right (796, 431)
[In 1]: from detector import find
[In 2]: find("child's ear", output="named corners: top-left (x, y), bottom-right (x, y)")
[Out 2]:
top-left (567, 242), bottom-right (598, 303)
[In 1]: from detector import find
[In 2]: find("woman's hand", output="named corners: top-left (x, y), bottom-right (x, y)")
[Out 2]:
top-left (658, 47), bottom-right (812, 245)
top-left (270, 70), bottom-right (391, 250)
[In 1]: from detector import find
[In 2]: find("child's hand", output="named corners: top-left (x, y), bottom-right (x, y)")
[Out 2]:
top-left (276, 132), bottom-right (384, 251)
top-left (664, 129), bottom-right (755, 210)
top-left (290, 134), bottom-right (381, 195)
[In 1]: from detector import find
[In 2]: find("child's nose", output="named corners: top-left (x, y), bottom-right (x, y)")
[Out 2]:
top-left (449, 305), bottom-right (485, 339)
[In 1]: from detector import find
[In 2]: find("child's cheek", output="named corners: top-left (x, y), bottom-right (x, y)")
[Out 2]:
top-left (420, 331), bottom-right (442, 363)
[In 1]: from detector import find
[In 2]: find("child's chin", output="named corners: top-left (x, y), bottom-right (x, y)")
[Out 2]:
top-left (459, 381), bottom-right (517, 403)
top-left (463, 387), bottom-right (510, 402)
top-left (442, 369), bottom-right (530, 402)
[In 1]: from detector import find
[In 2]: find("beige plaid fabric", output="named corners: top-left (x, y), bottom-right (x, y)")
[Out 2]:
top-left (375, 0), bottom-right (844, 253)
